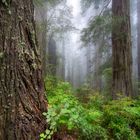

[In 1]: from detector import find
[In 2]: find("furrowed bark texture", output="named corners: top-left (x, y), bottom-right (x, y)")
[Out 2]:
top-left (0, 1), bottom-right (47, 140)
top-left (112, 0), bottom-right (133, 98)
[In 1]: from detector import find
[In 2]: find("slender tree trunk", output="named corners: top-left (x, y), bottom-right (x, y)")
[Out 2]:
top-left (93, 45), bottom-right (102, 92)
top-left (41, 21), bottom-right (47, 77)
top-left (62, 38), bottom-right (65, 80)
top-left (137, 0), bottom-right (140, 86)
top-left (0, 1), bottom-right (47, 140)
top-left (48, 37), bottom-right (57, 76)
top-left (112, 0), bottom-right (133, 98)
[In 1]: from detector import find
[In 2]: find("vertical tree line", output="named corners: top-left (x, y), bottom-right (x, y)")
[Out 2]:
top-left (81, 0), bottom-right (134, 98)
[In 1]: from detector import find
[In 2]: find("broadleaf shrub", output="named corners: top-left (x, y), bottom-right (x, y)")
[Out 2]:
top-left (40, 76), bottom-right (140, 140)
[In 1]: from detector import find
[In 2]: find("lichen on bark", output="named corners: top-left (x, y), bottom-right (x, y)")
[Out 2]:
top-left (0, 0), bottom-right (47, 139)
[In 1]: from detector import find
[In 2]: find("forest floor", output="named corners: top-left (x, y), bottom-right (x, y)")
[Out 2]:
top-left (39, 76), bottom-right (140, 140)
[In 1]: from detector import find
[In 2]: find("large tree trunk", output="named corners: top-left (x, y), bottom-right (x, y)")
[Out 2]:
top-left (137, 0), bottom-right (140, 86)
top-left (0, 1), bottom-right (47, 140)
top-left (112, 0), bottom-right (133, 98)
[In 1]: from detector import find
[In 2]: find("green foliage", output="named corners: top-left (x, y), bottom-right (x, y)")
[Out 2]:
top-left (87, 93), bottom-right (106, 109)
top-left (80, 0), bottom-right (103, 12)
top-left (34, 0), bottom-right (64, 7)
top-left (76, 84), bottom-right (92, 103)
top-left (103, 98), bottom-right (140, 140)
top-left (45, 75), bottom-right (58, 96)
top-left (40, 76), bottom-right (140, 140)
top-left (81, 0), bottom-right (112, 11)
top-left (41, 78), bottom-right (107, 139)
top-left (81, 15), bottom-right (111, 45)
top-left (102, 67), bottom-right (112, 96)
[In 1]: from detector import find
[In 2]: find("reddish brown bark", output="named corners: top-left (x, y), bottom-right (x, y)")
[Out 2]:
top-left (0, 1), bottom-right (47, 140)
top-left (112, 0), bottom-right (133, 98)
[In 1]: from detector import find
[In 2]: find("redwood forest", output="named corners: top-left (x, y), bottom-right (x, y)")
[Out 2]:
top-left (0, 0), bottom-right (140, 140)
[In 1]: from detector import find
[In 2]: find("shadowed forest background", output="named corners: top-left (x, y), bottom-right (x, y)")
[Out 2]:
top-left (0, 0), bottom-right (140, 140)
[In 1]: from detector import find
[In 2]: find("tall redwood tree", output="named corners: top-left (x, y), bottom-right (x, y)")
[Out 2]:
top-left (0, 0), bottom-right (47, 139)
top-left (112, 0), bottom-right (133, 98)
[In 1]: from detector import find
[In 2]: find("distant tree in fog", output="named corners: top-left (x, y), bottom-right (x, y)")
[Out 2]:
top-left (137, 0), bottom-right (140, 88)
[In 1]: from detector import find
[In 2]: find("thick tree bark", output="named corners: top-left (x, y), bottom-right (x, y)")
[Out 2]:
top-left (112, 0), bottom-right (133, 98)
top-left (0, 1), bottom-right (47, 140)
top-left (137, 0), bottom-right (140, 85)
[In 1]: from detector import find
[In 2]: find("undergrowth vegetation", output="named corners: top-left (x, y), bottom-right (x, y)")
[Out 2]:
top-left (40, 76), bottom-right (140, 140)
